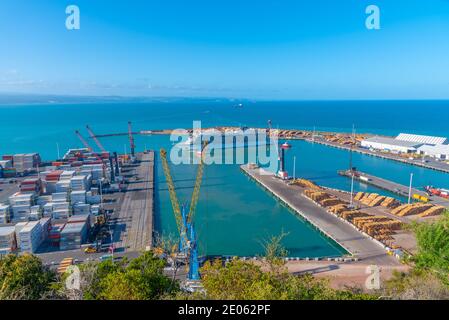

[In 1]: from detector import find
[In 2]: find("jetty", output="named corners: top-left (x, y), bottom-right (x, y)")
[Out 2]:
top-left (241, 164), bottom-right (400, 266)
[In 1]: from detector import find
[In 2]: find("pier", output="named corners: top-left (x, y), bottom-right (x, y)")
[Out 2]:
top-left (338, 169), bottom-right (449, 208)
top-left (309, 138), bottom-right (449, 174)
top-left (113, 151), bottom-right (155, 251)
top-left (241, 165), bottom-right (400, 266)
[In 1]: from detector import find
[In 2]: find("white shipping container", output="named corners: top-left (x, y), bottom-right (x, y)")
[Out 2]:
top-left (55, 181), bottom-right (70, 193)
top-left (0, 226), bottom-right (17, 251)
top-left (52, 192), bottom-right (68, 202)
top-left (52, 209), bottom-right (70, 219)
top-left (19, 221), bottom-right (43, 253)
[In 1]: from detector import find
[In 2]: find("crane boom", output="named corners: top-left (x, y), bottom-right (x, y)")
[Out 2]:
top-left (187, 141), bottom-right (208, 224)
top-left (75, 130), bottom-right (92, 151)
top-left (160, 148), bottom-right (184, 238)
top-left (159, 140), bottom-right (208, 281)
top-left (86, 125), bottom-right (107, 153)
top-left (128, 121), bottom-right (136, 157)
top-left (75, 130), bottom-right (107, 178)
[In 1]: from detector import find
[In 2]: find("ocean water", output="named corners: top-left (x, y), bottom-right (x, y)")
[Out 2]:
top-left (1, 100), bottom-right (449, 256)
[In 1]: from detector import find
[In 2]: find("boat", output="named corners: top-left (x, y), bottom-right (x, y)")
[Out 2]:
top-left (179, 128), bottom-right (268, 151)
top-left (424, 186), bottom-right (449, 199)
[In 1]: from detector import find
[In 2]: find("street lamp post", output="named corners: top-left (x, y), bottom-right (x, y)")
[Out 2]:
top-left (408, 173), bottom-right (414, 204)
top-left (293, 156), bottom-right (296, 180)
top-left (350, 171), bottom-right (355, 208)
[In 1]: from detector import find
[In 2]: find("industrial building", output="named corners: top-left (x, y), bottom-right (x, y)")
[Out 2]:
top-left (361, 133), bottom-right (449, 155)
top-left (361, 136), bottom-right (421, 154)
top-left (395, 133), bottom-right (447, 145)
top-left (418, 144), bottom-right (449, 160)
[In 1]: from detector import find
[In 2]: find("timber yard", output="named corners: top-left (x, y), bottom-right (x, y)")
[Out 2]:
top-left (1, 122), bottom-right (449, 287)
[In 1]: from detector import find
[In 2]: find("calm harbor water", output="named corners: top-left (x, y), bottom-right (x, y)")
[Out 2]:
top-left (1, 100), bottom-right (449, 256)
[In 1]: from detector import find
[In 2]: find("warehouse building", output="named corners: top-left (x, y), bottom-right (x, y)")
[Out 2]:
top-left (361, 136), bottom-right (421, 154)
top-left (361, 133), bottom-right (449, 155)
top-left (395, 133), bottom-right (447, 145)
top-left (417, 144), bottom-right (449, 160)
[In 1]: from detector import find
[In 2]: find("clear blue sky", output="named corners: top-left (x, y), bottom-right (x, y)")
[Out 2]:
top-left (1, 0), bottom-right (449, 99)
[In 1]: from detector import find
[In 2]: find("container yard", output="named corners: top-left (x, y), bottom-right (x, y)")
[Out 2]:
top-left (0, 144), bottom-right (155, 263)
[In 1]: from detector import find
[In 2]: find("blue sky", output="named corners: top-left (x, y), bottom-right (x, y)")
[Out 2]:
top-left (0, 0), bottom-right (449, 99)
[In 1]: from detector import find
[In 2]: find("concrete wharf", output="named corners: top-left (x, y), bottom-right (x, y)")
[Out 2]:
top-left (241, 165), bottom-right (400, 266)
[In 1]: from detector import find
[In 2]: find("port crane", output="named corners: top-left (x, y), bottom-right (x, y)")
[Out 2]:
top-left (86, 125), bottom-right (107, 153)
top-left (74, 129), bottom-right (111, 182)
top-left (75, 130), bottom-right (93, 152)
top-left (159, 141), bottom-right (208, 280)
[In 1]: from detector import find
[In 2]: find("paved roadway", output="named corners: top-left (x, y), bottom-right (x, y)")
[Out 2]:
top-left (241, 165), bottom-right (400, 266)
top-left (0, 178), bottom-right (25, 203)
top-left (112, 151), bottom-right (154, 252)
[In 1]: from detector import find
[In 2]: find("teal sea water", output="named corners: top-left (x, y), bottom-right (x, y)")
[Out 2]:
top-left (1, 100), bottom-right (449, 257)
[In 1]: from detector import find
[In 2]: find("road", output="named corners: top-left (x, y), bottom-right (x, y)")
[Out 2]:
top-left (111, 151), bottom-right (154, 252)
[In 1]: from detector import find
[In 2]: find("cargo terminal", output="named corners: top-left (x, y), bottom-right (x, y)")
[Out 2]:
top-left (1, 125), bottom-right (448, 282)
top-left (0, 144), bottom-right (153, 257)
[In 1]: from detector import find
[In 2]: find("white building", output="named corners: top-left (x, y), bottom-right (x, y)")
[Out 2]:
top-left (417, 144), bottom-right (449, 160)
top-left (361, 136), bottom-right (421, 154)
top-left (396, 133), bottom-right (447, 145)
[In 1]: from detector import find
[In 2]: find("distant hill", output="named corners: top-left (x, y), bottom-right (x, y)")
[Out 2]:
top-left (0, 93), bottom-right (243, 105)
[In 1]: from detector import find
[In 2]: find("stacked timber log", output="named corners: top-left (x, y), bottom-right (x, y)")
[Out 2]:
top-left (290, 178), bottom-right (322, 190)
top-left (304, 188), bottom-right (403, 245)
top-left (354, 192), bottom-right (400, 209)
top-left (391, 203), bottom-right (446, 217)
top-left (391, 203), bottom-right (433, 217)
top-left (328, 204), bottom-right (348, 215)
top-left (419, 206), bottom-right (446, 217)
top-left (303, 189), bottom-right (347, 208)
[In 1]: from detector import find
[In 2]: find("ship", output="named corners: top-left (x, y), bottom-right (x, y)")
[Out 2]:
top-left (180, 128), bottom-right (268, 151)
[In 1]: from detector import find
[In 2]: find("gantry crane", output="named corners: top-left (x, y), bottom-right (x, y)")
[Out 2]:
top-left (159, 141), bottom-right (208, 280)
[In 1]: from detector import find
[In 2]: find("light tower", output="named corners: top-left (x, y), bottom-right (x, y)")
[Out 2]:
top-left (277, 141), bottom-right (292, 180)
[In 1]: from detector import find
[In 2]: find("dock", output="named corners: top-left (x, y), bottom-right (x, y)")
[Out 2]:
top-left (310, 138), bottom-right (449, 174)
top-left (338, 169), bottom-right (449, 208)
top-left (241, 165), bottom-right (400, 266)
top-left (113, 151), bottom-right (155, 251)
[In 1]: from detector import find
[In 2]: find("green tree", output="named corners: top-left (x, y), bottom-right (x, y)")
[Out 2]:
top-left (384, 269), bottom-right (449, 300)
top-left (412, 211), bottom-right (449, 278)
top-left (0, 254), bottom-right (56, 300)
top-left (200, 258), bottom-right (375, 300)
top-left (84, 251), bottom-right (177, 300)
top-left (382, 211), bottom-right (449, 299)
top-left (199, 234), bottom-right (375, 300)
